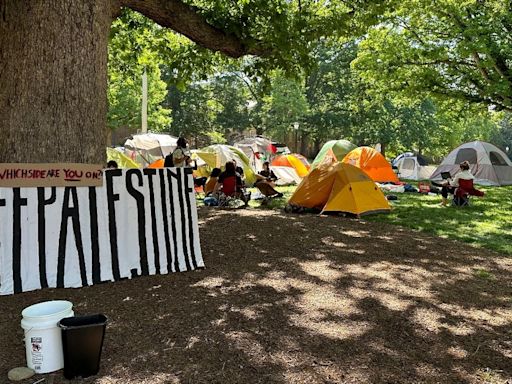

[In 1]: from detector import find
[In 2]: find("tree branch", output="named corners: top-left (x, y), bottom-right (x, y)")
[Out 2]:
top-left (121, 0), bottom-right (266, 58)
top-left (232, 72), bottom-right (261, 102)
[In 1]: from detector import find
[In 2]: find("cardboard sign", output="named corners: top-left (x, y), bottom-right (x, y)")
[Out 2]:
top-left (0, 168), bottom-right (204, 295)
top-left (0, 163), bottom-right (103, 187)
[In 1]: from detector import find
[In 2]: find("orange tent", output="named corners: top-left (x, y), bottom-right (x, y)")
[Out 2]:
top-left (148, 158), bottom-right (165, 168)
top-left (271, 154), bottom-right (310, 177)
top-left (289, 162), bottom-right (390, 215)
top-left (342, 147), bottom-right (399, 183)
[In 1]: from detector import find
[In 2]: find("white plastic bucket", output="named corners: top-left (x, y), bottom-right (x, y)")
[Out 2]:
top-left (21, 300), bottom-right (74, 373)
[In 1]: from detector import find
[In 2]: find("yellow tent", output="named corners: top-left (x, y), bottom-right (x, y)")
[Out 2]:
top-left (271, 154), bottom-right (310, 177)
top-left (289, 162), bottom-right (390, 216)
top-left (192, 144), bottom-right (257, 185)
top-left (106, 148), bottom-right (140, 169)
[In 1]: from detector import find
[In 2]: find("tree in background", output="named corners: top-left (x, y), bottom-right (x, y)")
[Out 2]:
top-left (262, 75), bottom-right (309, 145)
top-left (108, 10), bottom-right (172, 134)
top-left (302, 40), bottom-right (357, 153)
top-left (353, 0), bottom-right (512, 112)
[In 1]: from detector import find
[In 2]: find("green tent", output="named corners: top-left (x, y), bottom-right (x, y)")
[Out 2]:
top-left (311, 140), bottom-right (357, 169)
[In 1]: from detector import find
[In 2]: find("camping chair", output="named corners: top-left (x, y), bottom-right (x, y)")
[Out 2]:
top-left (453, 179), bottom-right (484, 207)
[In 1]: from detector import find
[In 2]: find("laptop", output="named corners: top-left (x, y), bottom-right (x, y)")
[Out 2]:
top-left (441, 171), bottom-right (452, 180)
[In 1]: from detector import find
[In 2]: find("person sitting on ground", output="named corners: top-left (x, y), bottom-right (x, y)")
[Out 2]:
top-left (255, 161), bottom-right (283, 198)
top-left (214, 161), bottom-right (250, 205)
top-left (204, 168), bottom-right (221, 196)
top-left (438, 160), bottom-right (474, 206)
top-left (106, 160), bottom-right (118, 169)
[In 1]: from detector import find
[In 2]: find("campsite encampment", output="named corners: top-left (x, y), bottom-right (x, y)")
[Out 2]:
top-left (3, 3), bottom-right (512, 383)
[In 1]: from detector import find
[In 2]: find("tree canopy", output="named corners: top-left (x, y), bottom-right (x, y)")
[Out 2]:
top-left (353, 0), bottom-right (512, 111)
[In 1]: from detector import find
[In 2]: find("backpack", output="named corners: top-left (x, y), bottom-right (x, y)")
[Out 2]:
top-left (164, 153), bottom-right (174, 167)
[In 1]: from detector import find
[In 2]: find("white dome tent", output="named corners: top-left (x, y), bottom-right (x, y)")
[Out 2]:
top-left (123, 133), bottom-right (178, 166)
top-left (393, 153), bottom-right (436, 180)
top-left (430, 141), bottom-right (512, 186)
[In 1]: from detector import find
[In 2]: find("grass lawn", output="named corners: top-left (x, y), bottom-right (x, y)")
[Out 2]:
top-left (366, 185), bottom-right (512, 256)
top-left (198, 184), bottom-right (512, 256)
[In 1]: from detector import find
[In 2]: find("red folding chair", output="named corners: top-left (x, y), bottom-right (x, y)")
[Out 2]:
top-left (453, 179), bottom-right (484, 206)
top-left (220, 176), bottom-right (238, 197)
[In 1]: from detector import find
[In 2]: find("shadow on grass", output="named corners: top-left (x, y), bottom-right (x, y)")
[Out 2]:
top-left (1, 208), bottom-right (510, 383)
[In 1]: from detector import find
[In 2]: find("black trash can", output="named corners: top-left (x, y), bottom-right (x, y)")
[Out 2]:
top-left (58, 314), bottom-right (107, 379)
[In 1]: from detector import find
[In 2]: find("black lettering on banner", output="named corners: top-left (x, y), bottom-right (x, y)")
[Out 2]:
top-left (57, 187), bottom-right (88, 288)
top-left (88, 187), bottom-right (102, 284)
top-left (159, 169), bottom-right (173, 272)
top-left (175, 168), bottom-right (192, 271)
top-left (130, 268), bottom-right (140, 278)
top-left (106, 169), bottom-right (124, 281)
top-left (37, 187), bottom-right (56, 289)
top-left (166, 169), bottom-right (181, 272)
top-left (12, 188), bottom-right (27, 294)
top-left (143, 168), bottom-right (160, 274)
top-left (126, 169), bottom-right (149, 276)
top-left (183, 168), bottom-right (198, 269)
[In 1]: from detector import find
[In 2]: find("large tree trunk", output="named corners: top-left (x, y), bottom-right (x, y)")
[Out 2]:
top-left (0, 0), bottom-right (112, 163)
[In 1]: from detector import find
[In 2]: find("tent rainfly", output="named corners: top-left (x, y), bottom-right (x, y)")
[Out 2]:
top-left (311, 140), bottom-right (357, 169)
top-left (289, 162), bottom-right (390, 216)
top-left (106, 147), bottom-right (140, 169)
top-left (234, 136), bottom-right (274, 171)
top-left (193, 144), bottom-right (257, 185)
top-left (124, 133), bottom-right (178, 166)
top-left (342, 146), bottom-right (399, 183)
top-left (270, 153), bottom-right (311, 185)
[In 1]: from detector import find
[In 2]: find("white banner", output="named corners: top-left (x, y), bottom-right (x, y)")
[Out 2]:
top-left (0, 168), bottom-right (204, 295)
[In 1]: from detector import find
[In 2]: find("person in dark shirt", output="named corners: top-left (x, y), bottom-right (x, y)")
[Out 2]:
top-left (258, 161), bottom-right (277, 183)
top-left (232, 159), bottom-right (244, 178)
top-left (255, 161), bottom-right (282, 198)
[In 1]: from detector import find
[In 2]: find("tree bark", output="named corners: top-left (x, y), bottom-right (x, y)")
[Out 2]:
top-left (0, 0), bottom-right (112, 163)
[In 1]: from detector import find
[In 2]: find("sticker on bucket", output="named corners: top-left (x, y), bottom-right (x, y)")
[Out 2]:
top-left (31, 337), bottom-right (43, 370)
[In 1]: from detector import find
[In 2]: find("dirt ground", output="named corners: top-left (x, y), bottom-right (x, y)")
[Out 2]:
top-left (1, 207), bottom-right (511, 384)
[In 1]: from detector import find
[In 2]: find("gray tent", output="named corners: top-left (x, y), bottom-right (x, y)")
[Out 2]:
top-left (430, 141), bottom-right (512, 186)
